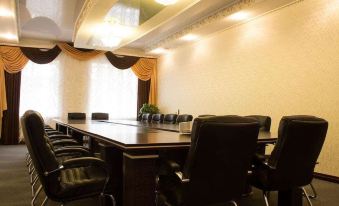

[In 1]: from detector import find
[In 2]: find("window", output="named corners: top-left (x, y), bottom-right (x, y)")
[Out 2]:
top-left (20, 54), bottom-right (138, 123)
top-left (20, 59), bottom-right (61, 124)
top-left (88, 56), bottom-right (138, 119)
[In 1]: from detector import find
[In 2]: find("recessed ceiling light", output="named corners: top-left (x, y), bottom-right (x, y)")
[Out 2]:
top-left (155, 0), bottom-right (177, 6)
top-left (150, 47), bottom-right (168, 54)
top-left (0, 7), bottom-right (14, 17)
top-left (228, 11), bottom-right (250, 21)
top-left (180, 34), bottom-right (199, 41)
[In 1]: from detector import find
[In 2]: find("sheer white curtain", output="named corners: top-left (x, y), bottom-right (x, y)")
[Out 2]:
top-left (20, 53), bottom-right (138, 126)
top-left (87, 55), bottom-right (137, 119)
top-left (20, 58), bottom-right (61, 124)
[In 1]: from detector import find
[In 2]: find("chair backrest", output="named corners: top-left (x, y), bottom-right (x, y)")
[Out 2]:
top-left (68, 112), bottom-right (86, 120)
top-left (21, 110), bottom-right (60, 197)
top-left (151, 113), bottom-right (164, 123)
top-left (268, 115), bottom-right (328, 188)
top-left (163, 114), bottom-right (178, 124)
top-left (245, 115), bottom-right (271, 131)
top-left (91, 112), bottom-right (109, 120)
top-left (176, 114), bottom-right (193, 123)
top-left (182, 116), bottom-right (260, 205)
top-left (141, 113), bottom-right (152, 122)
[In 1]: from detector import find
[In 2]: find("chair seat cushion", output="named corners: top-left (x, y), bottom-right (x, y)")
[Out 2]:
top-left (59, 166), bottom-right (107, 199)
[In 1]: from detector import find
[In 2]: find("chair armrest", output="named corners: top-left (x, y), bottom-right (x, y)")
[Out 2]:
top-left (158, 160), bottom-right (190, 183)
top-left (54, 147), bottom-right (90, 156)
top-left (62, 157), bottom-right (107, 170)
top-left (252, 154), bottom-right (276, 170)
top-left (258, 139), bottom-right (277, 145)
top-left (174, 171), bottom-right (190, 183)
top-left (46, 131), bottom-right (63, 135)
top-left (48, 134), bottom-right (73, 139)
top-left (158, 160), bottom-right (181, 175)
top-left (44, 157), bottom-right (107, 177)
top-left (51, 139), bottom-right (79, 146)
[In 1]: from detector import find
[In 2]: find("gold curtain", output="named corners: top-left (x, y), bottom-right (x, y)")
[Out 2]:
top-left (57, 43), bottom-right (104, 61)
top-left (131, 58), bottom-right (157, 104)
top-left (0, 46), bottom-right (29, 134)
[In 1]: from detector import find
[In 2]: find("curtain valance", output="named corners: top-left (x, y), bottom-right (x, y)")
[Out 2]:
top-left (105, 52), bottom-right (140, 70)
top-left (0, 46), bottom-right (29, 74)
top-left (57, 43), bottom-right (103, 61)
top-left (20, 46), bottom-right (61, 64)
top-left (132, 58), bottom-right (157, 104)
top-left (0, 44), bottom-right (157, 127)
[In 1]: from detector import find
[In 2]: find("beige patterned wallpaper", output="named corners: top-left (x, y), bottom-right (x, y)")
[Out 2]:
top-left (157, 0), bottom-right (339, 176)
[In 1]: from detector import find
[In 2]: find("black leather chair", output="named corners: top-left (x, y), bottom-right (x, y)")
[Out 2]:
top-left (90, 113), bottom-right (109, 154)
top-left (21, 110), bottom-right (115, 206)
top-left (163, 114), bottom-right (178, 124)
top-left (92, 112), bottom-right (109, 120)
top-left (245, 115), bottom-right (271, 131)
top-left (141, 113), bottom-right (152, 122)
top-left (156, 116), bottom-right (260, 206)
top-left (245, 115), bottom-right (273, 155)
top-left (68, 112), bottom-right (86, 120)
top-left (43, 126), bottom-right (80, 147)
top-left (152, 113), bottom-right (165, 123)
top-left (250, 115), bottom-right (328, 206)
top-left (67, 113), bottom-right (86, 143)
top-left (176, 114), bottom-right (193, 123)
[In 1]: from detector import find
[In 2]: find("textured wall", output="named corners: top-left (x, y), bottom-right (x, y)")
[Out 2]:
top-left (157, 0), bottom-right (339, 176)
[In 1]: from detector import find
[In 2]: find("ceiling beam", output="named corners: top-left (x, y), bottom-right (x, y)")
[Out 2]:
top-left (73, 0), bottom-right (118, 49)
top-left (0, 0), bottom-right (19, 44)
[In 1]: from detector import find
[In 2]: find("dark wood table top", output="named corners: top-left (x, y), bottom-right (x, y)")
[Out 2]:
top-left (54, 119), bottom-right (277, 150)
top-left (102, 120), bottom-right (182, 132)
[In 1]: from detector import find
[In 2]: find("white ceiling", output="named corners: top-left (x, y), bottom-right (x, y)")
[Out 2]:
top-left (0, 0), bottom-right (299, 57)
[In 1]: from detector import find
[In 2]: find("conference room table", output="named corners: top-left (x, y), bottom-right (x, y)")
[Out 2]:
top-left (54, 119), bottom-right (301, 206)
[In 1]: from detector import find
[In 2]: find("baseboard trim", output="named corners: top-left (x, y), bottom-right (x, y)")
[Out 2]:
top-left (314, 172), bottom-right (339, 184)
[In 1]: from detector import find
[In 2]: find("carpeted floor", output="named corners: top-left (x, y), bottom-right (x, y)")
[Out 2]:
top-left (1, 145), bottom-right (338, 206)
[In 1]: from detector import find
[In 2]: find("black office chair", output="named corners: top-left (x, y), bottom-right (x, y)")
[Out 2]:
top-left (152, 114), bottom-right (164, 123)
top-left (176, 114), bottom-right (193, 123)
top-left (92, 112), bottom-right (109, 120)
top-left (245, 115), bottom-right (271, 131)
top-left (156, 116), bottom-right (260, 206)
top-left (21, 110), bottom-right (115, 206)
top-left (245, 115), bottom-right (273, 155)
top-left (163, 114), bottom-right (178, 124)
top-left (250, 115), bottom-right (328, 206)
top-left (26, 118), bottom-right (84, 197)
top-left (141, 113), bottom-right (152, 122)
top-left (68, 112), bottom-right (86, 120)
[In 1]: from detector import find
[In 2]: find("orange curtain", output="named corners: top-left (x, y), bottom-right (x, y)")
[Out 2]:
top-left (131, 58), bottom-right (157, 104)
top-left (0, 46), bottom-right (29, 134)
top-left (57, 43), bottom-right (104, 61)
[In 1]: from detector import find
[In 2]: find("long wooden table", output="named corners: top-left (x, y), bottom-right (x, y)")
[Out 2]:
top-left (54, 119), bottom-right (301, 206)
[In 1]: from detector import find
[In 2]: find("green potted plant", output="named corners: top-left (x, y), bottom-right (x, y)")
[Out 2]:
top-left (138, 103), bottom-right (160, 120)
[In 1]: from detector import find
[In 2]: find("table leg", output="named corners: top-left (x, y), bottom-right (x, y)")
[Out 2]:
top-left (278, 188), bottom-right (302, 206)
top-left (100, 145), bottom-right (123, 205)
top-left (123, 152), bottom-right (159, 206)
